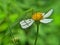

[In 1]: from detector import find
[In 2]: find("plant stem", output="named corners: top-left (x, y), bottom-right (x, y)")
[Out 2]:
top-left (34, 22), bottom-right (39, 45)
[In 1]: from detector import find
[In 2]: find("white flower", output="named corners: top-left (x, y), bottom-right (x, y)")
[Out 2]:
top-left (20, 9), bottom-right (53, 29)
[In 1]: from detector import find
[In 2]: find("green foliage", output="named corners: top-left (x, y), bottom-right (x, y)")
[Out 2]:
top-left (0, 0), bottom-right (60, 45)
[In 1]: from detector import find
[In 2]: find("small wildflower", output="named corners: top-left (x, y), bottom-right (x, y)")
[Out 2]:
top-left (12, 37), bottom-right (19, 42)
top-left (20, 9), bottom-right (53, 29)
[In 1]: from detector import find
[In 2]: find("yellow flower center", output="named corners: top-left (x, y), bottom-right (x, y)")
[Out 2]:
top-left (32, 13), bottom-right (43, 21)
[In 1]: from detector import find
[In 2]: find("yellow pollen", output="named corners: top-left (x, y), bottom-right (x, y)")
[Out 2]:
top-left (32, 13), bottom-right (43, 21)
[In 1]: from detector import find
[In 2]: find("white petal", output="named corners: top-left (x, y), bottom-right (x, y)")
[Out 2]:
top-left (43, 9), bottom-right (53, 18)
top-left (20, 19), bottom-right (34, 29)
top-left (40, 19), bottom-right (53, 23)
top-left (20, 20), bottom-right (26, 25)
top-left (42, 13), bottom-right (45, 16)
top-left (21, 25), bottom-right (29, 29)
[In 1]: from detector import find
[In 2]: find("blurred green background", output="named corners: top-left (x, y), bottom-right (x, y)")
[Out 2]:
top-left (0, 0), bottom-right (60, 45)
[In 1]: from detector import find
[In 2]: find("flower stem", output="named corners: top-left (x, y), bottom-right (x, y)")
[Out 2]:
top-left (34, 22), bottom-right (39, 45)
